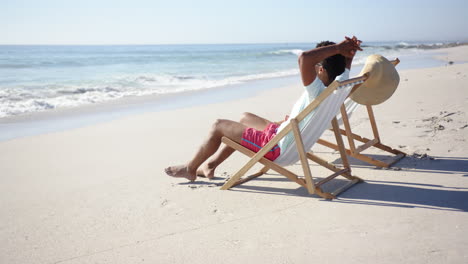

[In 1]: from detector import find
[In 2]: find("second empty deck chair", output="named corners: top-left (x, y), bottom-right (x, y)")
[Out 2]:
top-left (317, 58), bottom-right (406, 168)
top-left (220, 75), bottom-right (368, 199)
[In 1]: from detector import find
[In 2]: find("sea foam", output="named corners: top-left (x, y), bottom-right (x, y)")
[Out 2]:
top-left (0, 69), bottom-right (300, 118)
top-left (0, 42), bottom-right (462, 118)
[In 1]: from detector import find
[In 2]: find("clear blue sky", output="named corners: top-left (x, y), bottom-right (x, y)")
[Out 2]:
top-left (2, 0), bottom-right (467, 45)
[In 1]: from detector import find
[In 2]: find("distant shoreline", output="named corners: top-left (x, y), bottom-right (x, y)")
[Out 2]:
top-left (1, 45), bottom-right (467, 142)
top-left (1, 41), bottom-right (463, 119)
top-left (1, 41), bottom-right (467, 47)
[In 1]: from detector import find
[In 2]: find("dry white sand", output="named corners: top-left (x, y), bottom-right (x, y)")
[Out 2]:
top-left (1, 46), bottom-right (467, 264)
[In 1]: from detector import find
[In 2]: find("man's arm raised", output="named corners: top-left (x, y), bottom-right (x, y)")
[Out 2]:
top-left (298, 36), bottom-right (362, 86)
top-left (298, 44), bottom-right (339, 86)
top-left (344, 36), bottom-right (362, 70)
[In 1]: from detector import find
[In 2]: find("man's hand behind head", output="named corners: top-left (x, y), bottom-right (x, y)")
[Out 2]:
top-left (337, 36), bottom-right (362, 58)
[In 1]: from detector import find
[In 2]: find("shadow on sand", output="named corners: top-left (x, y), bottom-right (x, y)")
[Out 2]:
top-left (333, 154), bottom-right (468, 176)
top-left (212, 155), bottom-right (468, 212)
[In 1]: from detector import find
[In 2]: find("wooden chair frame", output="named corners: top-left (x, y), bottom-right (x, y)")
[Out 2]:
top-left (316, 59), bottom-right (406, 168)
top-left (220, 76), bottom-right (367, 199)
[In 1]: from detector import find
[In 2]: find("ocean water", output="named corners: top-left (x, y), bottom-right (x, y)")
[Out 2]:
top-left (0, 41), bottom-right (460, 118)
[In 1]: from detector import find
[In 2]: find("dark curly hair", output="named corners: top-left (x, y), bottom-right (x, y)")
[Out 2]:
top-left (316, 41), bottom-right (346, 83)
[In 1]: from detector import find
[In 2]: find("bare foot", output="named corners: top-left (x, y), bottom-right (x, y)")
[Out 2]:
top-left (196, 163), bottom-right (216, 179)
top-left (165, 165), bottom-right (196, 182)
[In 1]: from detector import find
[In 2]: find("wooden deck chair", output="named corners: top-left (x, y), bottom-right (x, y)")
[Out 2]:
top-left (220, 75), bottom-right (369, 199)
top-left (317, 59), bottom-right (406, 168)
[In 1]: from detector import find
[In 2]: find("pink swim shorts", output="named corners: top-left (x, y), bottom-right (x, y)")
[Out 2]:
top-left (241, 123), bottom-right (281, 161)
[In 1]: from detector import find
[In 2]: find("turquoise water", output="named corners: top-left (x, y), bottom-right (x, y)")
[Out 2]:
top-left (0, 41), bottom-right (459, 118)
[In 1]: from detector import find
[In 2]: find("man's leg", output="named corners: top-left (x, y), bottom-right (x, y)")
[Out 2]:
top-left (197, 112), bottom-right (273, 178)
top-left (239, 112), bottom-right (272, 130)
top-left (165, 119), bottom-right (247, 181)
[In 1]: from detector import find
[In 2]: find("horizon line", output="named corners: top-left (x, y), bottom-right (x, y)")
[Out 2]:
top-left (1, 39), bottom-right (467, 46)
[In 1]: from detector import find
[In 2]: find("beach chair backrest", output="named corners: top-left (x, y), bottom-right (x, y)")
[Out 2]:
top-left (274, 80), bottom-right (363, 166)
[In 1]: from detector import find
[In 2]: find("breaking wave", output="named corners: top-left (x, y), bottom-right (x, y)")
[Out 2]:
top-left (0, 70), bottom-right (299, 118)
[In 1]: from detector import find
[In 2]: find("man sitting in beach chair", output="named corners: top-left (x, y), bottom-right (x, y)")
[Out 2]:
top-left (165, 36), bottom-right (362, 181)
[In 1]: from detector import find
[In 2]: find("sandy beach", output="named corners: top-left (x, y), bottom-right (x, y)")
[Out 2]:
top-left (1, 46), bottom-right (468, 264)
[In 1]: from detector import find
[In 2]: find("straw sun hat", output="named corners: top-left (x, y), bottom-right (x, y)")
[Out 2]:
top-left (350, 54), bottom-right (400, 105)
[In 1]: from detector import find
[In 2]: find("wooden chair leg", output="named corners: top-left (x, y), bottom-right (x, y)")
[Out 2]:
top-left (340, 105), bottom-right (356, 152)
top-left (331, 117), bottom-right (351, 169)
top-left (259, 165), bottom-right (270, 174)
top-left (230, 170), bottom-right (266, 188)
top-left (229, 166), bottom-right (274, 188)
top-left (318, 134), bottom-right (406, 168)
top-left (291, 118), bottom-right (316, 194)
top-left (366, 105), bottom-right (381, 141)
top-left (220, 137), bottom-right (307, 190)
